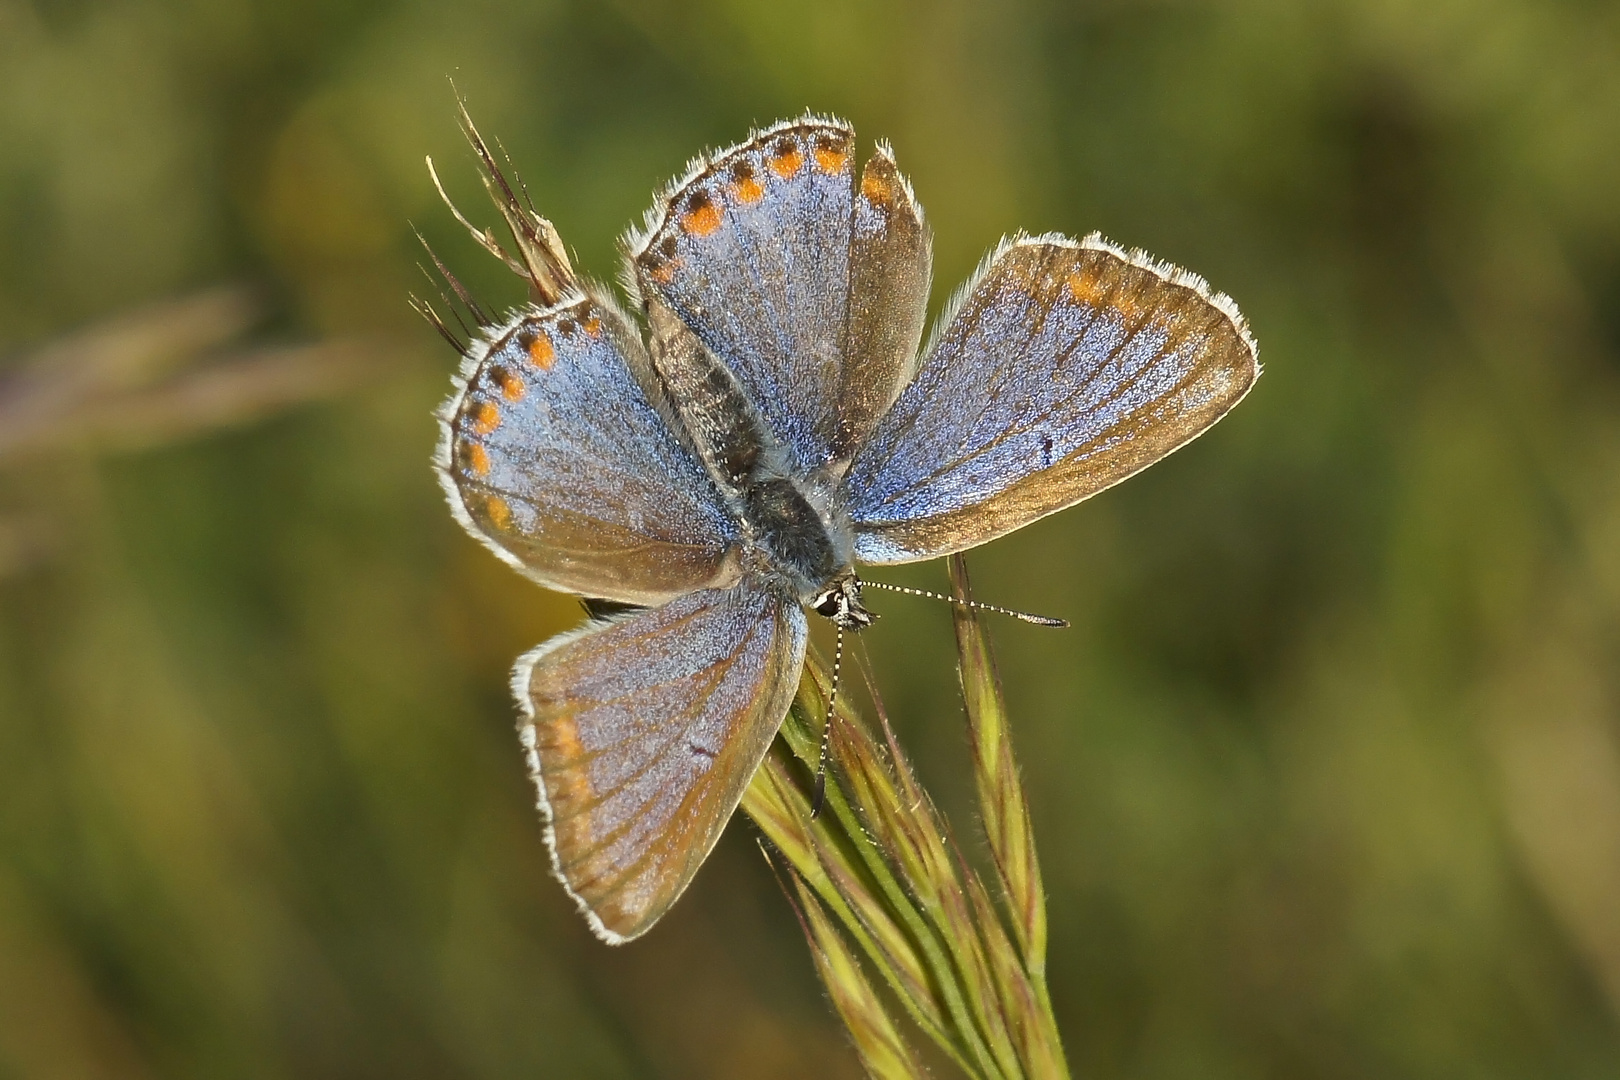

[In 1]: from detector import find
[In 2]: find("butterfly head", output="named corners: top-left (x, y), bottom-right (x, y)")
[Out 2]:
top-left (810, 573), bottom-right (874, 631)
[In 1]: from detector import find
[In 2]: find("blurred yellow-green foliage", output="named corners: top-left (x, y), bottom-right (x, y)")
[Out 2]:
top-left (3, 0), bottom-right (1620, 1076)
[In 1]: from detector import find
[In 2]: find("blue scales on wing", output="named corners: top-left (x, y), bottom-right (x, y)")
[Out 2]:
top-left (846, 234), bottom-right (1260, 564)
top-left (629, 116), bottom-right (931, 473)
top-left (515, 576), bottom-right (808, 943)
top-left (435, 288), bottom-right (742, 605)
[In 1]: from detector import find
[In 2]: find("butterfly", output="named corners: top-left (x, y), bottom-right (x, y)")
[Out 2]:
top-left (423, 111), bottom-right (1258, 944)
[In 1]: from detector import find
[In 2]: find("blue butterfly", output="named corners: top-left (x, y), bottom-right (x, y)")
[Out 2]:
top-left (424, 111), bottom-right (1258, 943)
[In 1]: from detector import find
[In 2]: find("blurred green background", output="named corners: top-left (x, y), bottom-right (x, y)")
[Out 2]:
top-left (3, 0), bottom-right (1620, 1076)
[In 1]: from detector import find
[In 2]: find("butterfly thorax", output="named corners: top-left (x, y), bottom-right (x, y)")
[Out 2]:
top-left (741, 469), bottom-right (872, 631)
top-left (742, 474), bottom-right (844, 587)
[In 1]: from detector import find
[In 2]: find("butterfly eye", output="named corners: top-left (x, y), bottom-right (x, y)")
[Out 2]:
top-left (813, 591), bottom-right (842, 618)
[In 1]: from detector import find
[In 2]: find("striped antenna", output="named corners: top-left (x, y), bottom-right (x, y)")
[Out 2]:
top-left (810, 624), bottom-right (844, 818)
top-left (860, 580), bottom-right (1069, 627)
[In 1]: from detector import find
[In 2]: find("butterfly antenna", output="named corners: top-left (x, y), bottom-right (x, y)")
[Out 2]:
top-left (810, 624), bottom-right (844, 818)
top-left (860, 580), bottom-right (1069, 627)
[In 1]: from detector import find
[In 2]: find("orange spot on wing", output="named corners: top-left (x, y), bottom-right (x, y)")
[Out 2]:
top-left (649, 260), bottom-right (677, 284)
top-left (861, 170), bottom-right (894, 206)
top-left (583, 316), bottom-right (602, 337)
top-left (769, 143), bottom-right (803, 178)
top-left (814, 145), bottom-right (849, 174)
top-left (466, 443), bottom-right (491, 477)
top-left (728, 161), bottom-right (765, 204)
top-left (470, 401), bottom-right (500, 435)
top-left (681, 196), bottom-right (722, 237)
top-left (1070, 270), bottom-right (1143, 322)
top-left (1067, 271), bottom-right (1107, 306)
top-left (485, 495), bottom-right (511, 530)
top-left (532, 710), bottom-right (594, 834)
top-left (528, 334), bottom-right (555, 370)
top-left (496, 369), bottom-right (527, 402)
top-left (541, 712), bottom-right (588, 776)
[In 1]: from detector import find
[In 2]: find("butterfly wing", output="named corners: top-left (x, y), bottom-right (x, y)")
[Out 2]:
top-left (846, 234), bottom-right (1259, 563)
top-left (515, 576), bottom-right (808, 943)
top-left (838, 142), bottom-right (932, 463)
top-left (628, 117), bottom-right (930, 472)
top-left (436, 288), bottom-right (741, 605)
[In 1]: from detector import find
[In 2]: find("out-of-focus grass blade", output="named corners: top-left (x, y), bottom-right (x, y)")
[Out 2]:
top-left (781, 869), bottom-right (931, 1080)
top-left (0, 287), bottom-right (387, 462)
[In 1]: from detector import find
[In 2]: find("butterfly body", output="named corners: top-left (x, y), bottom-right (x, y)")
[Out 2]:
top-left (429, 113), bottom-right (1257, 942)
top-left (642, 289), bottom-right (868, 624)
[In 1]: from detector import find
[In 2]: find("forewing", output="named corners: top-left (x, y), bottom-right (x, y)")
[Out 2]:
top-left (515, 578), bottom-right (808, 942)
top-left (834, 143), bottom-right (932, 464)
top-left (436, 289), bottom-right (741, 605)
top-left (846, 234), bottom-right (1259, 563)
top-left (629, 117), bottom-right (930, 472)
